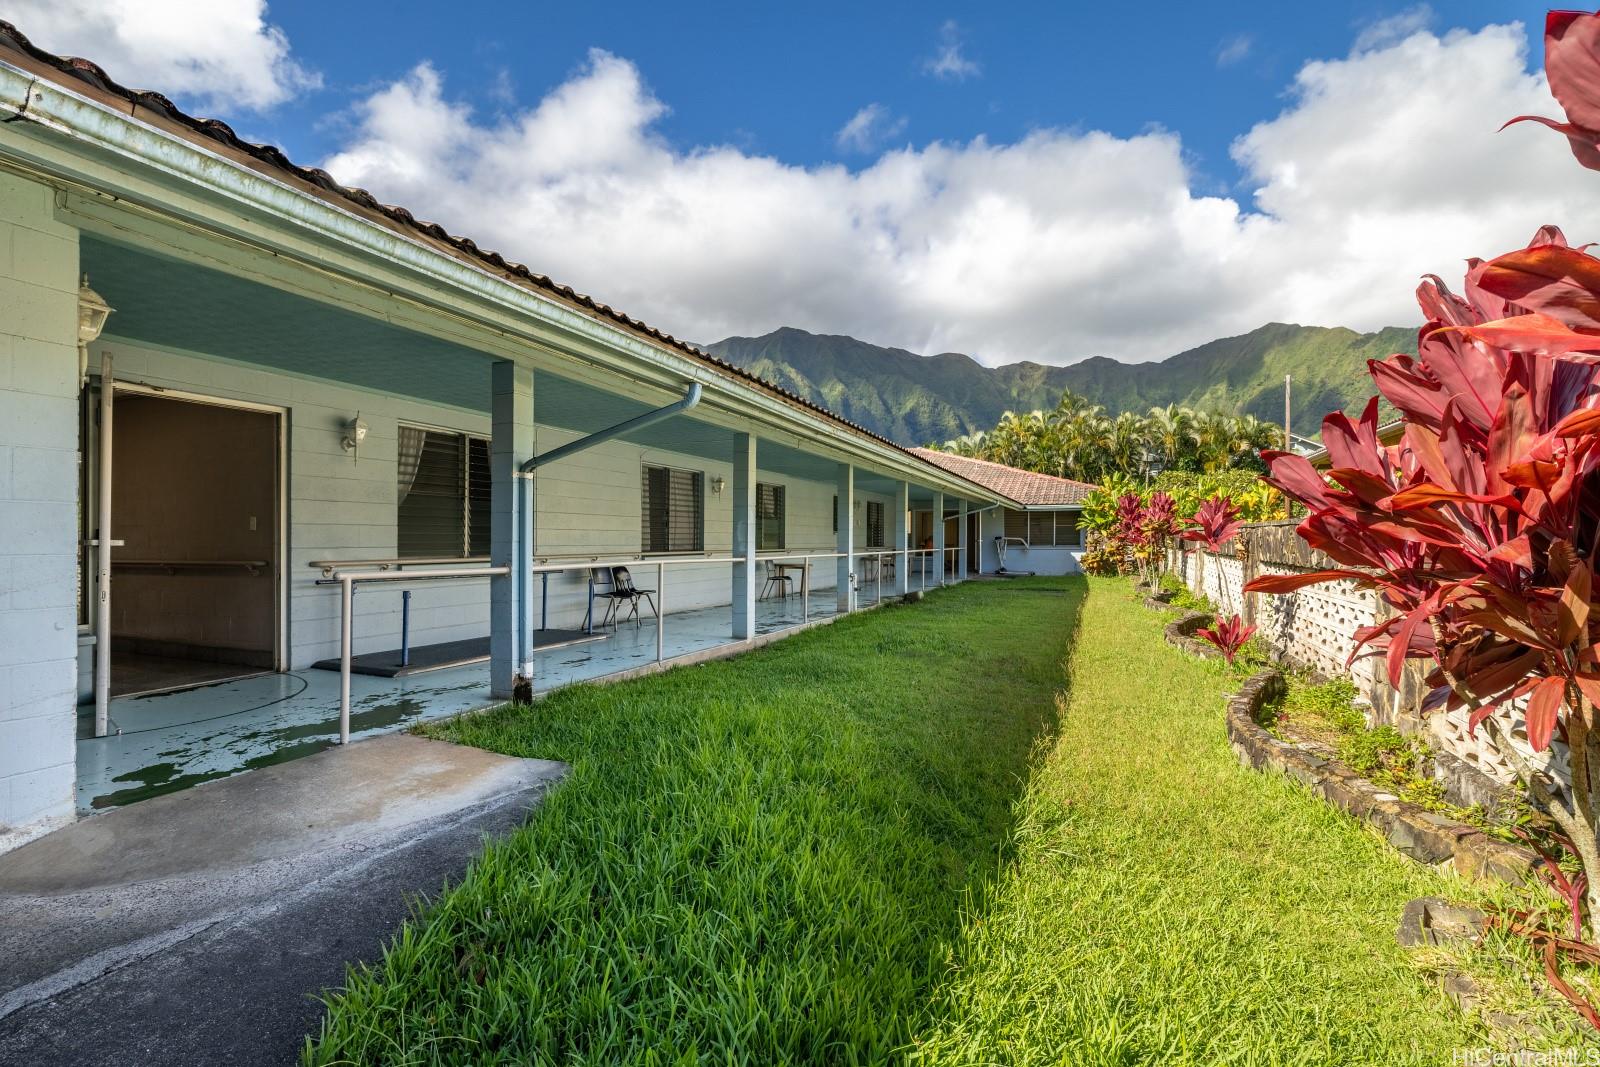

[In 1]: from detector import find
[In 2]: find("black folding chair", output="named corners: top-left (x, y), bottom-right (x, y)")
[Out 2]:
top-left (599, 565), bottom-right (658, 629)
top-left (760, 560), bottom-right (794, 600)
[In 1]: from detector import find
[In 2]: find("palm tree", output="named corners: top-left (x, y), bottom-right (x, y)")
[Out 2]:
top-left (1145, 405), bottom-right (1193, 473)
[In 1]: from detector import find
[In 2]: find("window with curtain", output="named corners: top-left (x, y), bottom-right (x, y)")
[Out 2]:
top-left (756, 482), bottom-right (785, 551)
top-left (397, 425), bottom-right (490, 558)
top-left (641, 465), bottom-right (704, 553)
top-left (866, 500), bottom-right (886, 548)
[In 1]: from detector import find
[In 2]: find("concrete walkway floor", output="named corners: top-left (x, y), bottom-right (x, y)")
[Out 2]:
top-left (0, 732), bottom-right (566, 1066)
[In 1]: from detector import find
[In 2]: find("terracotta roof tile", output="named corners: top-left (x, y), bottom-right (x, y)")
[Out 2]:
top-left (908, 448), bottom-right (1096, 506)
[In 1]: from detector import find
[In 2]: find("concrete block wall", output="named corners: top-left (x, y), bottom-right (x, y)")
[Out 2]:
top-left (0, 172), bottom-right (81, 846)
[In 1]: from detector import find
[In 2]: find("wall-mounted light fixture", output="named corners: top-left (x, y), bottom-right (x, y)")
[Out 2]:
top-left (341, 413), bottom-right (369, 460)
top-left (77, 274), bottom-right (113, 388)
top-left (710, 476), bottom-right (726, 496)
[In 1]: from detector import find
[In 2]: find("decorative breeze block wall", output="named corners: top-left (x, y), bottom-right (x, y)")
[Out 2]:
top-left (1169, 520), bottom-right (1559, 802)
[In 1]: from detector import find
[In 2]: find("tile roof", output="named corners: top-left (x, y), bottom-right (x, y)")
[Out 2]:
top-left (0, 20), bottom-right (990, 487)
top-left (908, 448), bottom-right (1096, 506)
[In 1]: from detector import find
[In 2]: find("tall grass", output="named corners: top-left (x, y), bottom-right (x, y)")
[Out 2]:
top-left (308, 577), bottom-right (1519, 1065)
top-left (307, 579), bottom-right (1078, 1065)
top-left (909, 578), bottom-right (1492, 1064)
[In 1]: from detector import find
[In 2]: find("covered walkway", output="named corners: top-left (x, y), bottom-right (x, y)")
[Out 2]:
top-left (75, 588), bottom-right (856, 811)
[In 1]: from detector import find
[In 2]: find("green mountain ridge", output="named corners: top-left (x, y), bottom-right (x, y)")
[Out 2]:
top-left (705, 323), bottom-right (1417, 445)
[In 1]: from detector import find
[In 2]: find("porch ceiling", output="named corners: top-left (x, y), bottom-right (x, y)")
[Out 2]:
top-left (82, 236), bottom-right (977, 497)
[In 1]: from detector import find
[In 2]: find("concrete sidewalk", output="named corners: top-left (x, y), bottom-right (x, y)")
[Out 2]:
top-left (0, 732), bottom-right (566, 1066)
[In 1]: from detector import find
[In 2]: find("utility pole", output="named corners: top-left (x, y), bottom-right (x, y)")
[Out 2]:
top-left (1284, 374), bottom-right (1293, 520)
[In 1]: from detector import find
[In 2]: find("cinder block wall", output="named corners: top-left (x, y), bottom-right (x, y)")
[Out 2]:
top-left (0, 172), bottom-right (80, 845)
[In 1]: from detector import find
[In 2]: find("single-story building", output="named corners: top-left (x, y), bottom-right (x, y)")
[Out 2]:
top-left (909, 449), bottom-right (1093, 575)
top-left (0, 22), bottom-right (1088, 849)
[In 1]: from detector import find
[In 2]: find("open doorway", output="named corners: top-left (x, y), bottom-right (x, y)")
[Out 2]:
top-left (105, 392), bottom-right (281, 698)
top-left (967, 512), bottom-right (981, 574)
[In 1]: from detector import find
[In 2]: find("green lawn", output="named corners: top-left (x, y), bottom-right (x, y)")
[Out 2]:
top-left (307, 576), bottom-right (1495, 1065)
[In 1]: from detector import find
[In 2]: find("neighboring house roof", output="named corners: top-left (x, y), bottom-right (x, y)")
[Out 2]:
top-left (0, 21), bottom-right (991, 489)
top-left (908, 449), bottom-right (1096, 506)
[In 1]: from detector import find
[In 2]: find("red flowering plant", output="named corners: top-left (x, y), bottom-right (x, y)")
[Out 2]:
top-left (1131, 491), bottom-right (1180, 588)
top-left (1180, 494), bottom-right (1249, 628)
top-left (1103, 491), bottom-right (1146, 577)
top-left (1238, 6), bottom-right (1600, 935)
top-left (1196, 614), bottom-right (1257, 666)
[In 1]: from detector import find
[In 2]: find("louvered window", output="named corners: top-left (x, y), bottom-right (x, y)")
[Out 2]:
top-left (1012, 510), bottom-right (1083, 547)
top-left (1056, 511), bottom-right (1081, 547)
top-left (1003, 508), bottom-right (1028, 541)
top-left (866, 500), bottom-right (886, 548)
top-left (1028, 512), bottom-right (1055, 546)
top-left (398, 426), bottom-right (490, 558)
top-left (641, 465), bottom-right (704, 553)
top-left (757, 482), bottom-right (785, 551)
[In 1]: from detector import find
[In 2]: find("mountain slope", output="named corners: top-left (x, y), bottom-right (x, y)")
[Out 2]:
top-left (705, 323), bottom-right (1416, 445)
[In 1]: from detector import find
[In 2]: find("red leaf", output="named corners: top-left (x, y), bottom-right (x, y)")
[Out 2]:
top-left (1544, 10), bottom-right (1600, 133)
top-left (1451, 313), bottom-right (1600, 355)
top-left (1526, 676), bottom-right (1567, 752)
top-left (1473, 245), bottom-right (1600, 330)
top-left (1243, 570), bottom-right (1372, 594)
top-left (1554, 405), bottom-right (1600, 437)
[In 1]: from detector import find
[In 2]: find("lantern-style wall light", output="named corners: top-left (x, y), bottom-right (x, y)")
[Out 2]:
top-left (341, 413), bottom-right (369, 460)
top-left (77, 274), bottom-right (113, 388)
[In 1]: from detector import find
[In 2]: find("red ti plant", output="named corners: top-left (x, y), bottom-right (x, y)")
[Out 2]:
top-left (1133, 491), bottom-right (1179, 588)
top-left (1241, 11), bottom-right (1600, 941)
top-left (1517, 826), bottom-right (1591, 941)
top-left (1182, 495), bottom-right (1245, 553)
top-left (1197, 614), bottom-right (1257, 666)
top-left (1181, 494), bottom-right (1246, 612)
top-left (1107, 491), bottom-right (1147, 576)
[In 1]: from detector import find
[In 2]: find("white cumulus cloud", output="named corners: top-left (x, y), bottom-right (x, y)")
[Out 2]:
top-left (318, 22), bottom-right (1588, 367)
top-left (2, 0), bottom-right (318, 111)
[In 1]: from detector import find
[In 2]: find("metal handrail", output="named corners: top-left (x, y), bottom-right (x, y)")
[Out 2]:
top-left (325, 547), bottom-right (955, 745)
top-left (310, 555), bottom-right (490, 577)
top-left (327, 565), bottom-right (510, 744)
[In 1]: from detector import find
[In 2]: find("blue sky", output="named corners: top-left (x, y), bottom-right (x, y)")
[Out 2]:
top-left (12, 2), bottom-right (1588, 364)
top-left (259, 2), bottom-right (1549, 201)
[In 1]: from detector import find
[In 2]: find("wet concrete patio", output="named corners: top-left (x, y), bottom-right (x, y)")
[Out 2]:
top-left (0, 732), bottom-right (567, 1066)
top-left (77, 588), bottom-right (857, 811)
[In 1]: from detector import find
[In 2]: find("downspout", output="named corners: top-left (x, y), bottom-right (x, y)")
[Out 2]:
top-left (514, 382), bottom-right (703, 668)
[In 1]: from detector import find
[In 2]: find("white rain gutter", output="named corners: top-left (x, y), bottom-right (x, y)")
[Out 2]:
top-left (512, 383), bottom-right (703, 672)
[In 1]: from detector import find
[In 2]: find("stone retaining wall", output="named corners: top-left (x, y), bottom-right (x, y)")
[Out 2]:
top-left (1221, 666), bottom-right (1538, 887)
top-left (1168, 522), bottom-right (1547, 813)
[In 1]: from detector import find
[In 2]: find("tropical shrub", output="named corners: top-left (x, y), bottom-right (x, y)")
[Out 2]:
top-left (1151, 470), bottom-right (1283, 523)
top-left (1243, 9), bottom-right (1600, 940)
top-left (1196, 615), bottom-right (1256, 665)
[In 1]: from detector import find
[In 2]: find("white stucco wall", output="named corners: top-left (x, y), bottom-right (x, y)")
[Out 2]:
top-left (0, 172), bottom-right (81, 846)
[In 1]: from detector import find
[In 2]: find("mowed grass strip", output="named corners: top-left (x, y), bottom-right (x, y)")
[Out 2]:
top-left (909, 577), bottom-right (1488, 1066)
top-left (307, 578), bottom-right (1081, 1065)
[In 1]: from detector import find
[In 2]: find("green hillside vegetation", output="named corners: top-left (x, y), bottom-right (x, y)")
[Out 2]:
top-left (706, 322), bottom-right (1415, 445)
